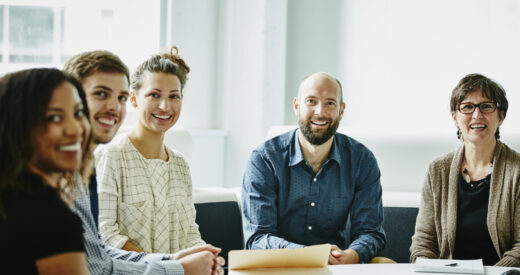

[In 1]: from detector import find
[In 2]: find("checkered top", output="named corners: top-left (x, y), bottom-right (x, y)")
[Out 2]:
top-left (71, 172), bottom-right (184, 274)
top-left (96, 134), bottom-right (205, 253)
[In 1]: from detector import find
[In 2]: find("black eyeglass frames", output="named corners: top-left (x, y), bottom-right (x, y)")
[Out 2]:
top-left (457, 102), bottom-right (498, 114)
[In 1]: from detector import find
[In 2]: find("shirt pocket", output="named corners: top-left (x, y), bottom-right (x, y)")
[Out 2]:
top-left (325, 196), bottom-right (349, 230)
top-left (118, 201), bottom-right (149, 237)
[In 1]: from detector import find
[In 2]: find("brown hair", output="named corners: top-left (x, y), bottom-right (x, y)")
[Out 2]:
top-left (450, 73), bottom-right (508, 139)
top-left (63, 50), bottom-right (129, 84)
top-left (130, 46), bottom-right (190, 94)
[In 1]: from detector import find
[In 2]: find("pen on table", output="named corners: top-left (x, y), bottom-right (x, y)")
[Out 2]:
top-left (444, 263), bottom-right (458, 267)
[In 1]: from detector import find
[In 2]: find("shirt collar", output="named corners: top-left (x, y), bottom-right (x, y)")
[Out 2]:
top-left (289, 129), bottom-right (342, 167)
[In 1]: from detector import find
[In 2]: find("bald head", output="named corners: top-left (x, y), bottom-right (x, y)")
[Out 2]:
top-left (293, 72), bottom-right (345, 145)
top-left (297, 72), bottom-right (343, 103)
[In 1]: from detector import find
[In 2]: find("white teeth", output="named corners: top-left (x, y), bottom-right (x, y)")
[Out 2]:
top-left (98, 118), bottom-right (116, 125)
top-left (470, 124), bottom-right (486, 129)
top-left (153, 114), bottom-right (171, 120)
top-left (312, 121), bottom-right (327, 125)
top-left (59, 143), bottom-right (81, 152)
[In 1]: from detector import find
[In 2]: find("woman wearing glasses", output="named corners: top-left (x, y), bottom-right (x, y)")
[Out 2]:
top-left (410, 73), bottom-right (520, 266)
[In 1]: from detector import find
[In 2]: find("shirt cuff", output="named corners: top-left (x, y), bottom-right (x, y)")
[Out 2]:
top-left (140, 252), bottom-right (171, 263)
top-left (160, 261), bottom-right (185, 275)
top-left (348, 243), bottom-right (370, 263)
top-left (286, 243), bottom-right (305, 249)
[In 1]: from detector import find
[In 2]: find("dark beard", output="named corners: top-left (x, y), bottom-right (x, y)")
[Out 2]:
top-left (298, 117), bottom-right (339, 145)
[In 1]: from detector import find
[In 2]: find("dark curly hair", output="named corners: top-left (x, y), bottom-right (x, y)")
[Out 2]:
top-left (130, 46), bottom-right (190, 95)
top-left (0, 68), bottom-right (90, 217)
top-left (450, 73), bottom-right (508, 140)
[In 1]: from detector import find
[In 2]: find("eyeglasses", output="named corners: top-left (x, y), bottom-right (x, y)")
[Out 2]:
top-left (457, 102), bottom-right (498, 114)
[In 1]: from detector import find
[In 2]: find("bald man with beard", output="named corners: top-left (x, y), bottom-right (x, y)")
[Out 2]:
top-left (242, 72), bottom-right (386, 264)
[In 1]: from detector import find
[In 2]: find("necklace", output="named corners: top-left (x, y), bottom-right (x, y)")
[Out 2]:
top-left (462, 161), bottom-right (493, 188)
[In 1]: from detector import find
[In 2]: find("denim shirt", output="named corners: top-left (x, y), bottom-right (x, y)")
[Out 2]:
top-left (242, 129), bottom-right (386, 263)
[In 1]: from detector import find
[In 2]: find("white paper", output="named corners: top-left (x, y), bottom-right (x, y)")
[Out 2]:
top-left (414, 258), bottom-right (484, 274)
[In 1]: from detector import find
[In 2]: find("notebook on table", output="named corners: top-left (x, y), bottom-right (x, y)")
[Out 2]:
top-left (414, 258), bottom-right (484, 274)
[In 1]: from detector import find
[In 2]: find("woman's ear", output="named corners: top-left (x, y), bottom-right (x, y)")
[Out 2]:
top-left (498, 110), bottom-right (505, 126)
top-left (130, 91), bottom-right (138, 108)
top-left (451, 111), bottom-right (458, 128)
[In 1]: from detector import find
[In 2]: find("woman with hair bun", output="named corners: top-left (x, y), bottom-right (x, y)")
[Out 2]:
top-left (96, 47), bottom-right (224, 274)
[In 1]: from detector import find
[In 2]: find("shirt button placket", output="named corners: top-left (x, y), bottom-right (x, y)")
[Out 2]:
top-left (307, 176), bottom-right (318, 235)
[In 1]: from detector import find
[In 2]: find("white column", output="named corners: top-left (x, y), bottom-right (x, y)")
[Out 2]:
top-left (222, 0), bottom-right (288, 187)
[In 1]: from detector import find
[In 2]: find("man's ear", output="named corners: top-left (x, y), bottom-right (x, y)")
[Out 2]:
top-left (130, 91), bottom-right (138, 108)
top-left (339, 102), bottom-right (346, 120)
top-left (293, 97), bottom-right (299, 116)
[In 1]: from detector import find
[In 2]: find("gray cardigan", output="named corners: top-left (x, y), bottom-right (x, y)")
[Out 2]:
top-left (410, 141), bottom-right (520, 266)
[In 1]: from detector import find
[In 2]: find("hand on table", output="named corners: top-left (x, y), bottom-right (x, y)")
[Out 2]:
top-left (328, 245), bottom-right (359, 265)
top-left (171, 244), bottom-right (225, 275)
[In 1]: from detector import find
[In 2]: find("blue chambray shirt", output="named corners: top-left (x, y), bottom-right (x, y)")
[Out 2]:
top-left (242, 129), bottom-right (386, 263)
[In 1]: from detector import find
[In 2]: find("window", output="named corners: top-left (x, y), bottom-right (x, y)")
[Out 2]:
top-left (0, 2), bottom-right (64, 73)
top-left (8, 6), bottom-right (57, 63)
top-left (0, 0), bottom-right (161, 75)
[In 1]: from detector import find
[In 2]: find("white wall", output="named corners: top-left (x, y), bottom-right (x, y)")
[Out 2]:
top-left (284, 0), bottom-right (341, 124)
top-left (63, 0), bottom-right (161, 71)
top-left (220, 0), bottom-right (288, 187)
top-left (163, 0), bottom-right (219, 129)
top-left (339, 0), bottom-right (520, 135)
top-left (177, 0), bottom-right (520, 190)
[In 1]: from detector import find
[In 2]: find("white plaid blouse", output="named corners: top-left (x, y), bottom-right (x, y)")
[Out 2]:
top-left (71, 174), bottom-right (184, 274)
top-left (96, 134), bottom-right (205, 253)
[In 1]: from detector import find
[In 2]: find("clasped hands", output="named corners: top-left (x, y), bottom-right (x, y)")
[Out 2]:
top-left (328, 245), bottom-right (359, 265)
top-left (170, 244), bottom-right (226, 275)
